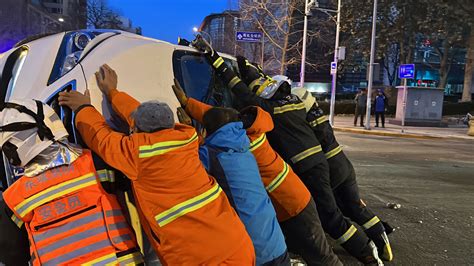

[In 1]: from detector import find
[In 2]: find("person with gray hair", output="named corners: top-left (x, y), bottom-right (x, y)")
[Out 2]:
top-left (58, 64), bottom-right (256, 265)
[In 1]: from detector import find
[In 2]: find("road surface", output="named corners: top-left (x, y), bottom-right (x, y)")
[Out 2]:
top-left (331, 132), bottom-right (474, 265)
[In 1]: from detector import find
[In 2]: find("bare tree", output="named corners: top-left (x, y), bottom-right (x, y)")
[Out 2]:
top-left (87, 0), bottom-right (123, 30)
top-left (239, 0), bottom-right (332, 76)
top-left (457, 0), bottom-right (474, 102)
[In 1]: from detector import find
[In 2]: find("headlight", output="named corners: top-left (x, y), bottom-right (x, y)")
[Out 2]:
top-left (61, 51), bottom-right (82, 75)
top-left (74, 33), bottom-right (91, 50)
top-left (59, 32), bottom-right (93, 76)
top-left (48, 30), bottom-right (119, 85)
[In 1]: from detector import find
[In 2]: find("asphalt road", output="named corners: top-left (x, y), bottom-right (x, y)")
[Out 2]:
top-left (330, 132), bottom-right (474, 265)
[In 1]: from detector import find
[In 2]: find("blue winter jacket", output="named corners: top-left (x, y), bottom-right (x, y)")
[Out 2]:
top-left (375, 95), bottom-right (387, 112)
top-left (199, 122), bottom-right (287, 265)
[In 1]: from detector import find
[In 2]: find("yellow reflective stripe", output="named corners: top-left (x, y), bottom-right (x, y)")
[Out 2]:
top-left (249, 134), bottom-right (266, 152)
top-left (255, 78), bottom-right (275, 96)
top-left (212, 57), bottom-right (225, 68)
top-left (139, 133), bottom-right (198, 158)
top-left (14, 173), bottom-right (97, 217)
top-left (325, 145), bottom-right (343, 159)
top-left (317, 116), bottom-right (328, 124)
top-left (336, 225), bottom-right (357, 244)
top-left (290, 145), bottom-right (322, 164)
top-left (249, 78), bottom-right (264, 89)
top-left (384, 243), bottom-right (394, 261)
top-left (266, 162), bottom-right (289, 193)
top-left (155, 184), bottom-right (222, 227)
top-left (309, 116), bottom-right (329, 128)
top-left (11, 214), bottom-right (23, 228)
top-left (228, 76), bottom-right (241, 89)
top-left (82, 252), bottom-right (116, 265)
top-left (118, 251), bottom-right (144, 266)
top-left (97, 169), bottom-right (115, 183)
top-left (273, 103), bottom-right (306, 115)
top-left (363, 216), bottom-right (381, 230)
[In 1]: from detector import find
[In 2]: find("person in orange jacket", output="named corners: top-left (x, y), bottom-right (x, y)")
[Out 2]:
top-left (173, 79), bottom-right (342, 266)
top-left (58, 64), bottom-right (255, 265)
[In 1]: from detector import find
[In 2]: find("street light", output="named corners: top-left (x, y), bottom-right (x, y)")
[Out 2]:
top-left (299, 0), bottom-right (316, 87)
top-left (44, 17), bottom-right (64, 33)
top-left (193, 26), bottom-right (212, 46)
top-left (305, 1), bottom-right (341, 126)
top-left (365, 0), bottom-right (378, 130)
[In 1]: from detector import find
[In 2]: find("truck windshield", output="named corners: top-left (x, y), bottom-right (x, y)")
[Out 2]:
top-left (172, 50), bottom-right (236, 107)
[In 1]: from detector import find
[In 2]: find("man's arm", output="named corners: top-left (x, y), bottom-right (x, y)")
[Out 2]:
top-left (108, 89), bottom-right (140, 127)
top-left (192, 36), bottom-right (270, 111)
top-left (75, 106), bottom-right (139, 179)
top-left (185, 98), bottom-right (212, 124)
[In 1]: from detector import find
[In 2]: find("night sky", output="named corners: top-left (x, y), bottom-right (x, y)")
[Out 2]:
top-left (110, 0), bottom-right (229, 43)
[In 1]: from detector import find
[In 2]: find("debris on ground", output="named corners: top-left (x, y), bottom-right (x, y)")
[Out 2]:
top-left (386, 203), bottom-right (402, 209)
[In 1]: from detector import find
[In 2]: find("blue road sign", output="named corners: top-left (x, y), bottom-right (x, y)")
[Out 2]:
top-left (330, 61), bottom-right (337, 74)
top-left (236, 31), bottom-right (263, 42)
top-left (399, 64), bottom-right (415, 79)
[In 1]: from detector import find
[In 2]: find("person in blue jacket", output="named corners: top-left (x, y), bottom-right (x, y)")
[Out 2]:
top-left (374, 89), bottom-right (388, 128)
top-left (177, 107), bottom-right (289, 266)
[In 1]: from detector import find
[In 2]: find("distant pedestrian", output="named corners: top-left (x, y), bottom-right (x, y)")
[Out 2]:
top-left (374, 89), bottom-right (388, 128)
top-left (354, 89), bottom-right (367, 127)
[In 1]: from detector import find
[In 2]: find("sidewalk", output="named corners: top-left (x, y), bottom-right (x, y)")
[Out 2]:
top-left (332, 116), bottom-right (474, 141)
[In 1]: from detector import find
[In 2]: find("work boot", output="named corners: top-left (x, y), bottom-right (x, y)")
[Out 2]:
top-left (370, 232), bottom-right (393, 262)
top-left (341, 238), bottom-right (383, 265)
top-left (365, 222), bottom-right (393, 262)
top-left (338, 227), bottom-right (383, 265)
top-left (381, 221), bottom-right (395, 235)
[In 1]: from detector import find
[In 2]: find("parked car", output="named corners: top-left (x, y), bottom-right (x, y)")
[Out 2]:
top-left (0, 29), bottom-right (237, 188)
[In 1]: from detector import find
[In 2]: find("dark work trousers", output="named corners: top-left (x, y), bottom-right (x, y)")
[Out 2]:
top-left (298, 162), bottom-right (371, 260)
top-left (332, 159), bottom-right (386, 246)
top-left (262, 250), bottom-right (291, 266)
top-left (354, 106), bottom-right (366, 126)
top-left (375, 111), bottom-right (385, 127)
top-left (0, 194), bottom-right (30, 266)
top-left (280, 198), bottom-right (342, 266)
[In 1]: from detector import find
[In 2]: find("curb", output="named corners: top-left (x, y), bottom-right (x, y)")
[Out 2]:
top-left (333, 127), bottom-right (445, 140)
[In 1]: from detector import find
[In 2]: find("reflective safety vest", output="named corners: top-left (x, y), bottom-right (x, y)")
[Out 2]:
top-left (247, 107), bottom-right (312, 222)
top-left (3, 150), bottom-right (143, 266)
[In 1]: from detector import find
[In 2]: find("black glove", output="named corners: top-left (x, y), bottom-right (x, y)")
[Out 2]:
top-left (236, 56), bottom-right (265, 89)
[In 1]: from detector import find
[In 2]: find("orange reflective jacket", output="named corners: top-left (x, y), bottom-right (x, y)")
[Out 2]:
top-left (3, 150), bottom-right (142, 266)
top-left (75, 90), bottom-right (254, 265)
top-left (186, 98), bottom-right (311, 221)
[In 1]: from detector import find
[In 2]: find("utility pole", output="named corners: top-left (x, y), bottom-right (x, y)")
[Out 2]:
top-left (365, 0), bottom-right (378, 130)
top-left (329, 0), bottom-right (341, 126)
top-left (300, 0), bottom-right (315, 87)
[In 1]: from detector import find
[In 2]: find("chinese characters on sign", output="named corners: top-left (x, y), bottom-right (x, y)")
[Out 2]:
top-left (236, 31), bottom-right (263, 43)
top-left (399, 64), bottom-right (415, 79)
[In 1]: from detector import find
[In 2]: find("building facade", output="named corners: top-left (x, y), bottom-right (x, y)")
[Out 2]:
top-left (0, 0), bottom-right (87, 53)
top-left (39, 0), bottom-right (87, 30)
top-left (0, 0), bottom-right (66, 53)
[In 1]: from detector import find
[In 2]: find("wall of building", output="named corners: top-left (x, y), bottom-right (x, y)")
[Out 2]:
top-left (0, 0), bottom-right (62, 53)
